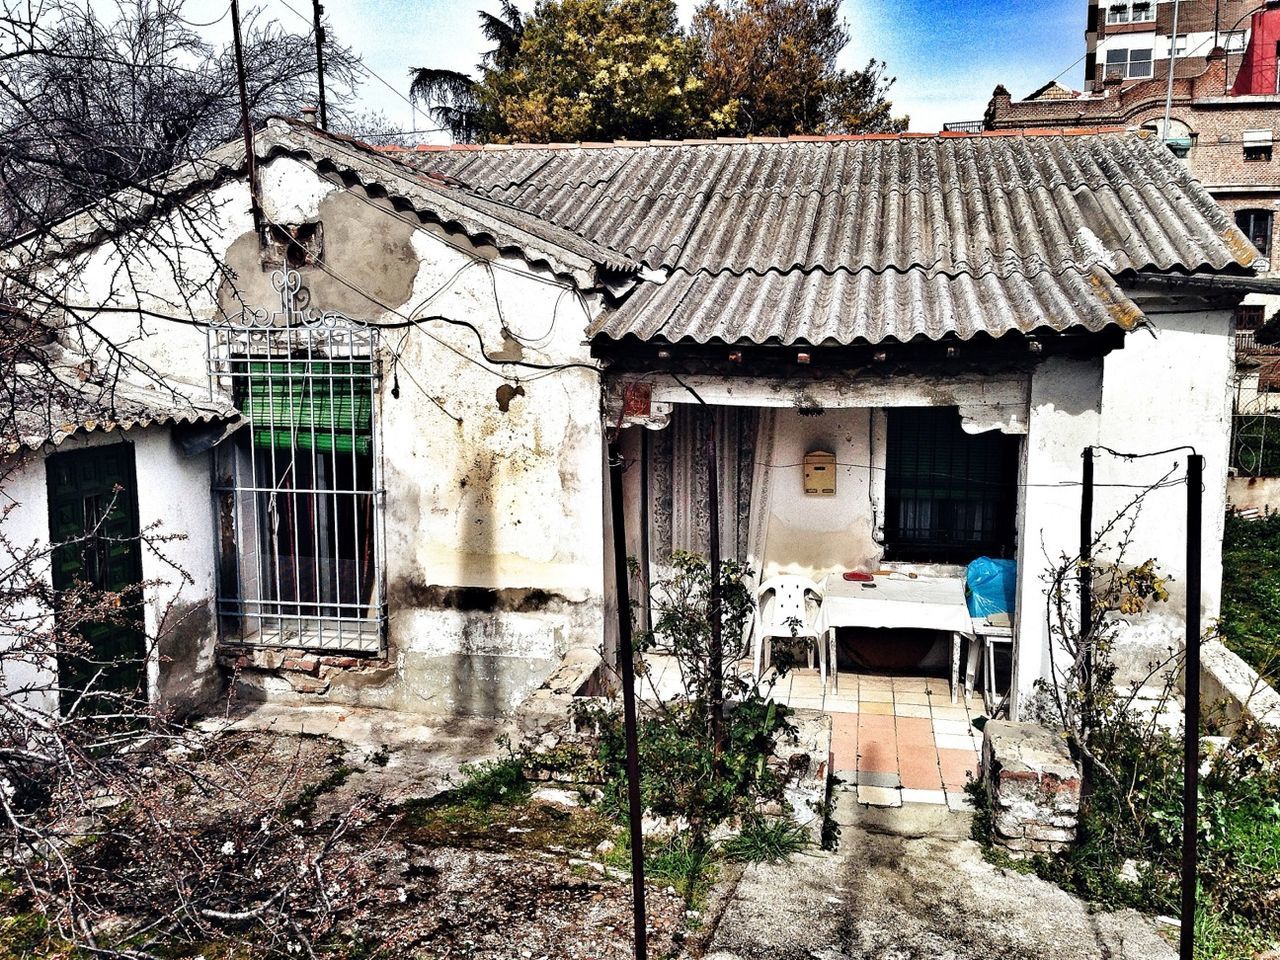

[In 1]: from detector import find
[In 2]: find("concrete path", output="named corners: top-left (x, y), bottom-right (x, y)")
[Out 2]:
top-left (706, 797), bottom-right (1177, 960)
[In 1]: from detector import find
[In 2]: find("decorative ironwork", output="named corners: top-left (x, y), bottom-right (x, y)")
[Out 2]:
top-left (213, 268), bottom-right (371, 329)
top-left (208, 269), bottom-right (386, 654)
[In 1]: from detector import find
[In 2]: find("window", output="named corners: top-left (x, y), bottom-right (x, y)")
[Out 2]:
top-left (1106, 2), bottom-right (1153, 24)
top-left (1224, 30), bottom-right (1247, 52)
top-left (1237, 304), bottom-right (1266, 331)
top-left (883, 408), bottom-right (1020, 564)
top-left (210, 274), bottom-right (385, 653)
top-left (1168, 36), bottom-right (1187, 58)
top-left (1237, 209), bottom-right (1274, 257)
top-left (1243, 129), bottom-right (1274, 162)
top-left (1106, 47), bottom-right (1153, 78)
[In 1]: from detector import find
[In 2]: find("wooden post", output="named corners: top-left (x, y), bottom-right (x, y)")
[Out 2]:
top-left (310, 0), bottom-right (329, 130)
top-left (706, 410), bottom-right (723, 752)
top-left (608, 440), bottom-right (648, 960)
top-left (1080, 446), bottom-right (1095, 701)
top-left (229, 0), bottom-right (263, 243)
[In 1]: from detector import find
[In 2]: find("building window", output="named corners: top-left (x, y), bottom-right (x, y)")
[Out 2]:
top-left (210, 275), bottom-right (385, 653)
top-left (1237, 304), bottom-right (1266, 331)
top-left (1106, 2), bottom-right (1153, 24)
top-left (883, 407), bottom-right (1020, 564)
top-left (1106, 47), bottom-right (1153, 78)
top-left (1224, 30), bottom-right (1247, 53)
top-left (1243, 129), bottom-right (1274, 162)
top-left (1237, 209), bottom-right (1274, 257)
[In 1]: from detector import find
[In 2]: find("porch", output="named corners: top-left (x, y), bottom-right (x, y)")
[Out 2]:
top-left (640, 655), bottom-right (984, 809)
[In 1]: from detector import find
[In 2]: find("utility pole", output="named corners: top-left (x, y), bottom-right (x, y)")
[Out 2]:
top-left (1179, 453), bottom-right (1204, 960)
top-left (229, 0), bottom-right (263, 242)
top-left (310, 0), bottom-right (328, 130)
top-left (1163, 0), bottom-right (1182, 141)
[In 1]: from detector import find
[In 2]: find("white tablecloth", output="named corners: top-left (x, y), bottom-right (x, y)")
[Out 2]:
top-left (816, 573), bottom-right (972, 634)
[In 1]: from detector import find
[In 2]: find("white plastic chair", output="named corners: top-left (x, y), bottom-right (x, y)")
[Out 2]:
top-left (753, 576), bottom-right (826, 686)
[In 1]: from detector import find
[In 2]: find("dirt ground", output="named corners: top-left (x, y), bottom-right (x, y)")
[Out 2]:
top-left (705, 798), bottom-right (1178, 960)
top-left (1, 707), bottom-right (694, 960)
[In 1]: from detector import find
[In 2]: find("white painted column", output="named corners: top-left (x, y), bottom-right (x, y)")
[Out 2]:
top-left (1012, 357), bottom-right (1104, 716)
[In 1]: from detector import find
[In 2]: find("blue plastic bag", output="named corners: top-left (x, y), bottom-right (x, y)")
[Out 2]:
top-left (965, 557), bottom-right (1017, 619)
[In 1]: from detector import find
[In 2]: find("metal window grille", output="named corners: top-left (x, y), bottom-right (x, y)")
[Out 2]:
top-left (209, 270), bottom-right (386, 653)
top-left (884, 407), bottom-right (1019, 564)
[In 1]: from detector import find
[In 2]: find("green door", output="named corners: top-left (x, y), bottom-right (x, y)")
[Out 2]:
top-left (46, 444), bottom-right (146, 713)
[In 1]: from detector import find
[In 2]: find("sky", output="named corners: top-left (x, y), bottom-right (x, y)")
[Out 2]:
top-left (185, 0), bottom-right (1090, 138)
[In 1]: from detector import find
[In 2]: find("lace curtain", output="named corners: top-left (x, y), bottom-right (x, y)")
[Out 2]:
top-left (647, 405), bottom-right (763, 572)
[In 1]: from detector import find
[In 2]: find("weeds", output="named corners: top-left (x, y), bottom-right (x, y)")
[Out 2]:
top-left (1220, 509), bottom-right (1280, 685)
top-left (721, 816), bottom-right (810, 863)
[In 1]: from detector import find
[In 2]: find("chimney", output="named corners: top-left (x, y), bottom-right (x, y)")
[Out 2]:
top-left (300, 105), bottom-right (319, 126)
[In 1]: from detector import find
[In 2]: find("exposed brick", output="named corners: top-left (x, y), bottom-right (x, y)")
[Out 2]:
top-left (318, 656), bottom-right (360, 669)
top-left (281, 657), bottom-right (319, 674)
top-left (982, 720), bottom-right (1083, 859)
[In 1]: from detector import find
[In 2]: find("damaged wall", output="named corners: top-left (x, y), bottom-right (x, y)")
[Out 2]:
top-left (0, 429), bottom-right (220, 717)
top-left (1010, 304), bottom-right (1235, 713)
top-left (29, 149), bottom-right (611, 718)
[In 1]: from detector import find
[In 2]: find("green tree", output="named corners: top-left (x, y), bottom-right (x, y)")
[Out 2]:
top-left (476, 0), bottom-right (701, 143)
top-left (409, 0), bottom-right (524, 143)
top-left (409, 0), bottom-right (905, 143)
top-left (691, 0), bottom-right (906, 136)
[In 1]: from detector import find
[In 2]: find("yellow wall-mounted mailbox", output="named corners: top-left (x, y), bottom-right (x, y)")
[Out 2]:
top-left (803, 450), bottom-right (836, 496)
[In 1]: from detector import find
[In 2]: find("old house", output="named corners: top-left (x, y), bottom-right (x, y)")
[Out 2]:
top-left (0, 116), bottom-right (1266, 724)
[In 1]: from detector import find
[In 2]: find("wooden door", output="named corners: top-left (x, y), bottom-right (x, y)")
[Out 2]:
top-left (46, 443), bottom-right (146, 712)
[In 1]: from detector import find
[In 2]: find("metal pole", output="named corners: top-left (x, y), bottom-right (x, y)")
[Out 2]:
top-left (705, 411), bottom-right (724, 752)
top-left (1080, 447), bottom-right (1095, 703)
top-left (310, 0), bottom-right (329, 130)
top-left (230, 0), bottom-right (263, 242)
top-left (1163, 0), bottom-right (1182, 141)
top-left (607, 439), bottom-right (648, 960)
top-left (1179, 453), bottom-right (1203, 960)
top-left (1080, 446), bottom-right (1094, 632)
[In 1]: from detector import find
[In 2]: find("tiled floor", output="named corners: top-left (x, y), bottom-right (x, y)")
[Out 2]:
top-left (637, 655), bottom-right (983, 810)
top-left (767, 669), bottom-right (983, 810)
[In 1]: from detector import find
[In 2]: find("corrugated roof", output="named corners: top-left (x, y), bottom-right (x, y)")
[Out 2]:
top-left (403, 131), bottom-right (1262, 345)
top-left (260, 120), bottom-right (639, 286)
top-left (5, 345), bottom-right (239, 453)
top-left (11, 119), bottom-right (638, 291)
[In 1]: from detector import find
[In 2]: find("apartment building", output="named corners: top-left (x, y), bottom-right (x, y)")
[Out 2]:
top-left (1086, 0), bottom-right (1260, 84)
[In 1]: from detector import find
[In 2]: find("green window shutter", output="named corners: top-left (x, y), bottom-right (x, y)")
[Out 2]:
top-left (240, 361), bottom-right (373, 455)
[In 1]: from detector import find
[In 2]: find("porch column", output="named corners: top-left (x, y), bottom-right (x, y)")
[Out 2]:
top-left (1012, 357), bottom-right (1103, 718)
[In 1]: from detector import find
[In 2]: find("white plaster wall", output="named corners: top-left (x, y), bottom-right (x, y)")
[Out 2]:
top-left (378, 240), bottom-right (608, 713)
top-left (1096, 308), bottom-right (1233, 653)
top-left (0, 429), bottom-right (220, 717)
top-left (1011, 309), bottom-right (1235, 714)
top-left (1013, 357), bottom-right (1104, 713)
top-left (760, 408), bottom-right (880, 580)
top-left (0, 452), bottom-right (59, 717)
